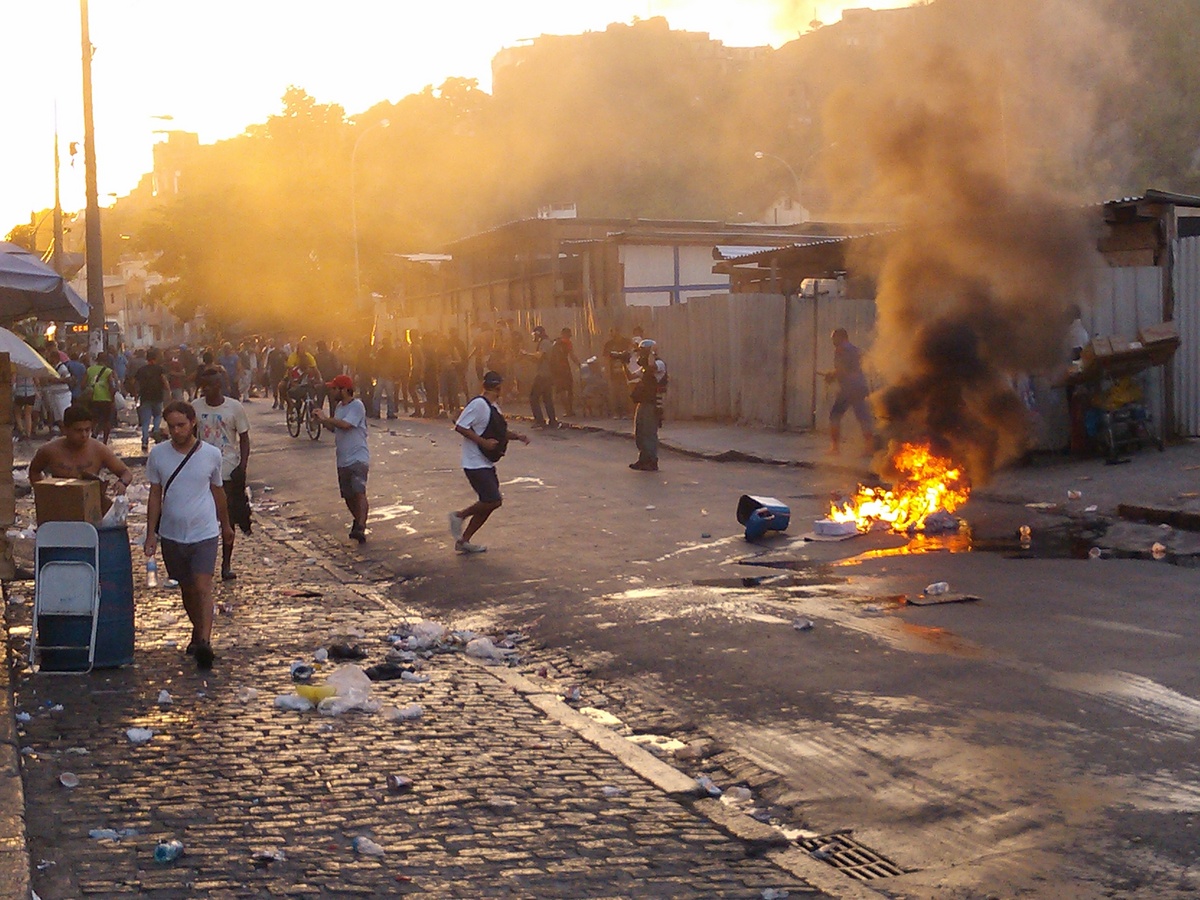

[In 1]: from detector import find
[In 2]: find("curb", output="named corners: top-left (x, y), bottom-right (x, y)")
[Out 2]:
top-left (479, 661), bottom-right (887, 900)
top-left (0, 585), bottom-right (32, 900)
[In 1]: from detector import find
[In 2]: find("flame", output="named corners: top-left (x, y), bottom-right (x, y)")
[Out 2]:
top-left (829, 442), bottom-right (970, 534)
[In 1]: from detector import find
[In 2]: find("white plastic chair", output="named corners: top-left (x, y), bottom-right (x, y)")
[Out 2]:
top-left (31, 522), bottom-right (100, 674)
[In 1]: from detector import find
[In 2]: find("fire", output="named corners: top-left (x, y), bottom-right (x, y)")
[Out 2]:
top-left (829, 442), bottom-right (970, 534)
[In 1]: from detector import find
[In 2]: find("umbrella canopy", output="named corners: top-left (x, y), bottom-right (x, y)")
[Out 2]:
top-left (0, 327), bottom-right (62, 379)
top-left (0, 242), bottom-right (89, 325)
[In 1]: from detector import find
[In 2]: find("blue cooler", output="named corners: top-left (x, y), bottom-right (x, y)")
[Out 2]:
top-left (736, 495), bottom-right (791, 540)
top-left (36, 525), bottom-right (135, 669)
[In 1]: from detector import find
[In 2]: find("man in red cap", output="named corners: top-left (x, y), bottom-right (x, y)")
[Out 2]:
top-left (312, 374), bottom-right (370, 542)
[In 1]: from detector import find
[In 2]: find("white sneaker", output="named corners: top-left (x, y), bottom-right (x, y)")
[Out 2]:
top-left (448, 511), bottom-right (464, 540)
top-left (455, 540), bottom-right (487, 554)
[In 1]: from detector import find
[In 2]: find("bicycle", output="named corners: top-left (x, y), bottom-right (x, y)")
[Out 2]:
top-left (285, 387), bottom-right (322, 440)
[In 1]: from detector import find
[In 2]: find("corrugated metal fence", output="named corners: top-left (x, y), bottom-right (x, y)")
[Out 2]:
top-left (381, 293), bottom-right (875, 430)
top-left (1174, 236), bottom-right (1200, 435)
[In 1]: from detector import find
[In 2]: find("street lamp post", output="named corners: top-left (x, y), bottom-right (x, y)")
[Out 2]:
top-left (754, 144), bottom-right (838, 224)
top-left (351, 118), bottom-right (390, 309)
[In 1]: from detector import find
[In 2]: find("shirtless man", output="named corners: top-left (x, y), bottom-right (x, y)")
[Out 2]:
top-left (28, 404), bottom-right (133, 496)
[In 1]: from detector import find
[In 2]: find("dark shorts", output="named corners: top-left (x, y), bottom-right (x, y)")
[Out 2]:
top-left (464, 466), bottom-right (502, 504)
top-left (160, 536), bottom-right (219, 582)
top-left (14, 396), bottom-right (36, 407)
top-left (337, 462), bottom-right (369, 500)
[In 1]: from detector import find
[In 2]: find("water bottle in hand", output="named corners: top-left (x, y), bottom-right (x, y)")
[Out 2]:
top-left (146, 559), bottom-right (159, 589)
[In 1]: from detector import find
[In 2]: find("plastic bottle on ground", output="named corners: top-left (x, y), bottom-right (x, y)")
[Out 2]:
top-left (924, 581), bottom-right (950, 595)
top-left (154, 840), bottom-right (184, 863)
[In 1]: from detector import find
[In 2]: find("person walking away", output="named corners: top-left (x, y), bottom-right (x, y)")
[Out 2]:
top-left (194, 366), bottom-right (251, 580)
top-left (407, 330), bottom-right (426, 417)
top-left (40, 346), bottom-right (73, 435)
top-left (448, 371), bottom-right (530, 553)
top-left (374, 339), bottom-right (397, 419)
top-left (65, 350), bottom-right (86, 404)
top-left (629, 340), bottom-right (660, 471)
top-left (422, 331), bottom-right (442, 417)
top-left (825, 327), bottom-right (874, 455)
top-left (267, 341), bottom-right (288, 409)
top-left (133, 347), bottom-right (171, 452)
top-left (144, 401), bottom-right (231, 670)
top-left (392, 334), bottom-right (412, 415)
top-left (312, 374), bottom-right (370, 543)
top-left (354, 339), bottom-right (378, 419)
top-left (440, 331), bottom-right (465, 418)
top-left (84, 352), bottom-right (119, 443)
top-left (316, 340), bottom-right (341, 415)
top-left (550, 327), bottom-right (581, 417)
top-left (523, 325), bottom-right (558, 427)
top-left (237, 342), bottom-right (256, 401)
top-left (12, 370), bottom-right (38, 440)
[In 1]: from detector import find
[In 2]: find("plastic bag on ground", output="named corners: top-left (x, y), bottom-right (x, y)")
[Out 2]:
top-left (465, 637), bottom-right (506, 663)
top-left (274, 694), bottom-right (314, 712)
top-left (383, 704), bottom-right (424, 722)
top-left (406, 620), bottom-right (447, 650)
top-left (317, 665), bottom-right (379, 715)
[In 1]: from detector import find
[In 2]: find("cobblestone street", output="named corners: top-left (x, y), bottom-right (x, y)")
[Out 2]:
top-left (5, 452), bottom-right (823, 898)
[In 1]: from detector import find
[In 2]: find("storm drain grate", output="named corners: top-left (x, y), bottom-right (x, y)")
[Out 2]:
top-left (797, 831), bottom-right (911, 881)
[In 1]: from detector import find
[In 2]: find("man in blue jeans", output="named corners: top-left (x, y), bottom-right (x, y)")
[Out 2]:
top-left (133, 347), bottom-right (170, 452)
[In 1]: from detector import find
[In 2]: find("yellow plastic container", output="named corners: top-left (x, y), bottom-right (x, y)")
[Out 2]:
top-left (295, 684), bottom-right (337, 702)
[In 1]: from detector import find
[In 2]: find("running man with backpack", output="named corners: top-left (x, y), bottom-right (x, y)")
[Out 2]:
top-left (447, 370), bottom-right (531, 553)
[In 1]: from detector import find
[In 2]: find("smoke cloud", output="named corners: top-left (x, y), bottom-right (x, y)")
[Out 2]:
top-left (822, 0), bottom-right (1123, 484)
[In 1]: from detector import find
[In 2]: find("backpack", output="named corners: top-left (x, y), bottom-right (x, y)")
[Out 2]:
top-left (478, 397), bottom-right (509, 462)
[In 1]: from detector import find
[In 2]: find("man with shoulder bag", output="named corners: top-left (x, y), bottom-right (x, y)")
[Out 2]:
top-left (447, 371), bottom-right (530, 553)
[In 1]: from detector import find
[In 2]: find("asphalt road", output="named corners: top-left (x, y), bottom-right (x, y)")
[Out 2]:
top-left (248, 401), bottom-right (1200, 899)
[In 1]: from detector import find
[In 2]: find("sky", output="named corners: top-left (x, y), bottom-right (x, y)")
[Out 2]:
top-left (1, 1), bottom-right (912, 235)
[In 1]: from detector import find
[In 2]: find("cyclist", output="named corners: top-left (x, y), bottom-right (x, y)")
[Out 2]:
top-left (283, 338), bottom-right (322, 415)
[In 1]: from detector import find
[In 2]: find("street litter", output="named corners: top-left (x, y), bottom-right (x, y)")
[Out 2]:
top-left (154, 840), bottom-right (184, 863)
top-left (792, 618), bottom-right (814, 632)
top-left (125, 728), bottom-right (154, 744)
top-left (563, 685), bottom-right (582, 703)
top-left (762, 890), bottom-right (790, 899)
top-left (89, 828), bottom-right (139, 841)
top-left (291, 662), bottom-right (315, 682)
top-left (1026, 502), bottom-right (1058, 510)
top-left (352, 836), bottom-right (385, 856)
top-left (1084, 505), bottom-right (1098, 513)
top-left (296, 684), bottom-right (337, 702)
top-left (1152, 542), bottom-right (1167, 560)
top-left (36, 860), bottom-right (54, 871)
top-left (326, 642), bottom-right (368, 661)
top-left (810, 840), bottom-right (844, 860)
top-left (251, 848), bottom-right (287, 865)
top-left (925, 581), bottom-right (950, 595)
top-left (59, 773), bottom-right (79, 788)
top-left (364, 662), bottom-right (415, 681)
top-left (696, 775), bottom-right (722, 797)
top-left (400, 671), bottom-right (430, 683)
top-left (274, 694), bottom-right (315, 712)
top-left (164, 579), bottom-right (179, 588)
top-left (313, 648), bottom-right (329, 662)
top-left (465, 637), bottom-right (508, 663)
top-left (601, 785), bottom-right (626, 798)
top-left (157, 690), bottom-right (172, 705)
top-left (316, 665), bottom-right (380, 715)
top-left (237, 687), bottom-right (260, 702)
top-left (487, 796), bottom-right (519, 809)
top-left (386, 774), bottom-right (414, 794)
top-left (738, 495), bottom-right (791, 540)
top-left (908, 592), bottom-right (981, 607)
top-left (280, 589), bottom-right (323, 598)
top-left (1067, 490), bottom-right (1082, 500)
top-left (723, 786), bottom-right (753, 804)
top-left (383, 704), bottom-right (425, 722)
top-left (15, 712), bottom-right (30, 723)
top-left (403, 620), bottom-right (447, 650)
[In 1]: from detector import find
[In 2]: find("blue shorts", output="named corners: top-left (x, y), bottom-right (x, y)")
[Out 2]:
top-left (464, 467), bottom-right (502, 504)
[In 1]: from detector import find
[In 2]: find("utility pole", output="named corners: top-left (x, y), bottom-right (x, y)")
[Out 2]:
top-left (53, 107), bottom-right (63, 277)
top-left (81, 0), bottom-right (104, 354)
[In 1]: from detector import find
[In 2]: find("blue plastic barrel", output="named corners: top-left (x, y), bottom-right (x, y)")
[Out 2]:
top-left (736, 494), bottom-right (791, 540)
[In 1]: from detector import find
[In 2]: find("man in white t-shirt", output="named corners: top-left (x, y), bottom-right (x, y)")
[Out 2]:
top-left (194, 366), bottom-right (252, 581)
top-left (448, 370), bottom-right (530, 553)
top-left (312, 374), bottom-right (370, 543)
top-left (144, 400), bottom-right (233, 671)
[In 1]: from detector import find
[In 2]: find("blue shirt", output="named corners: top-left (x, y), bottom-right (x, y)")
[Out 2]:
top-left (65, 359), bottom-right (86, 400)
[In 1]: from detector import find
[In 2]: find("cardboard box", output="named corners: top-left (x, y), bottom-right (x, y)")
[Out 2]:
top-left (33, 478), bottom-right (104, 526)
top-left (1138, 322), bottom-right (1180, 345)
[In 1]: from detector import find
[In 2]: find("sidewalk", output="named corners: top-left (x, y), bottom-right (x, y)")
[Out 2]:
top-left (549, 414), bottom-right (1200, 519)
top-left (2, 446), bottom-right (832, 899)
